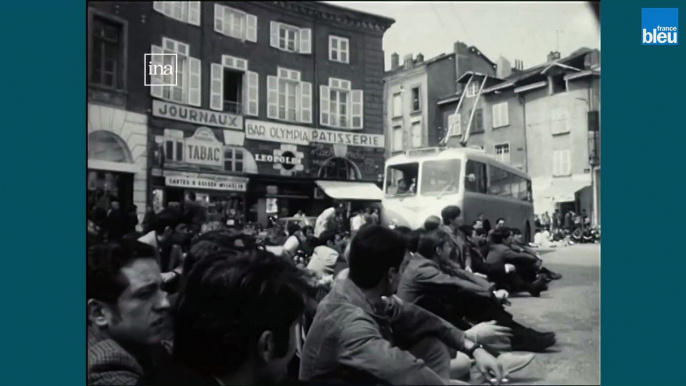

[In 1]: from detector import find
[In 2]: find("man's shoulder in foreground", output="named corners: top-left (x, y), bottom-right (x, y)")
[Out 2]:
top-left (88, 330), bottom-right (144, 385)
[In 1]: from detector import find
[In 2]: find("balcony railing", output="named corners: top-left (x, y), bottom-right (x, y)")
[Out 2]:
top-left (223, 101), bottom-right (243, 115)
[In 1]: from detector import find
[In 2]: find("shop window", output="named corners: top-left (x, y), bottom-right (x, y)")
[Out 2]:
top-left (224, 148), bottom-right (244, 172)
top-left (165, 139), bottom-right (183, 162)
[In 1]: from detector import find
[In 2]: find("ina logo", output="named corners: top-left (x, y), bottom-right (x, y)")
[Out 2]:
top-left (642, 8), bottom-right (678, 45)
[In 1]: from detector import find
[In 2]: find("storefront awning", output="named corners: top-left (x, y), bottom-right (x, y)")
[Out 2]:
top-left (543, 180), bottom-right (591, 203)
top-left (315, 180), bottom-right (383, 201)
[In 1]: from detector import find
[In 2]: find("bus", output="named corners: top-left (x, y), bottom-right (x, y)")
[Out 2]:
top-left (381, 147), bottom-right (536, 242)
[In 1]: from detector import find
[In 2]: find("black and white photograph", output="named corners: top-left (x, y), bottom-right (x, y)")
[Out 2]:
top-left (87, 1), bottom-right (600, 384)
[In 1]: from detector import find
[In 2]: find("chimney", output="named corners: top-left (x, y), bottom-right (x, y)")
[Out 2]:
top-left (404, 53), bottom-right (413, 69)
top-left (547, 51), bottom-right (561, 62)
top-left (416, 53), bottom-right (424, 63)
top-left (454, 41), bottom-right (469, 54)
top-left (391, 53), bottom-right (399, 70)
top-left (496, 56), bottom-right (512, 79)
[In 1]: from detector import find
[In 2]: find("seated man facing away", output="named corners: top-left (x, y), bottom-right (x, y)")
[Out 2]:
top-left (300, 225), bottom-right (505, 385)
top-left (398, 229), bottom-right (556, 353)
top-left (461, 225), bottom-right (547, 297)
top-left (509, 228), bottom-right (562, 281)
top-left (87, 241), bottom-right (173, 385)
top-left (170, 248), bottom-right (313, 385)
top-left (489, 228), bottom-right (557, 292)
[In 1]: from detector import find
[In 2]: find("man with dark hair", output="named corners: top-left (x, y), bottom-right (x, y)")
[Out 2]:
top-left (300, 225), bottom-right (504, 385)
top-left (440, 206), bottom-right (473, 270)
top-left (488, 228), bottom-right (548, 296)
top-left (171, 249), bottom-right (311, 385)
top-left (399, 229), bottom-right (556, 353)
top-left (87, 241), bottom-right (172, 385)
top-left (307, 230), bottom-right (340, 280)
top-left (464, 226), bottom-right (548, 297)
top-left (424, 215), bottom-right (441, 231)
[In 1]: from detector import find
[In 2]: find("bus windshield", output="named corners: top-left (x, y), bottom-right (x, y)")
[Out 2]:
top-left (421, 159), bottom-right (461, 196)
top-left (385, 163), bottom-right (419, 197)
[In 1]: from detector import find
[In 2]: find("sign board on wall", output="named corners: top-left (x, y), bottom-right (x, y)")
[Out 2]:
top-left (153, 100), bottom-right (242, 130)
top-left (183, 127), bottom-right (224, 167)
top-left (163, 170), bottom-right (248, 192)
top-left (245, 119), bottom-right (385, 149)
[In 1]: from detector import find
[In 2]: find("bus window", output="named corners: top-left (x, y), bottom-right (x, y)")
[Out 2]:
top-left (488, 166), bottom-right (512, 197)
top-left (385, 163), bottom-right (419, 197)
top-left (421, 159), bottom-right (461, 196)
top-left (465, 160), bottom-right (488, 194)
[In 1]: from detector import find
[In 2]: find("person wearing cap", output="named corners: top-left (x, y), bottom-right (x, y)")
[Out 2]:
top-left (307, 231), bottom-right (340, 280)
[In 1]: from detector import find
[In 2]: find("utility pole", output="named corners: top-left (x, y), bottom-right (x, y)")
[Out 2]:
top-left (555, 30), bottom-right (563, 52)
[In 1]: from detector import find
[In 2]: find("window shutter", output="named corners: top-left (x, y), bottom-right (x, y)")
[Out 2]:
top-left (267, 75), bottom-right (279, 119)
top-left (246, 14), bottom-right (257, 42)
top-left (153, 2), bottom-right (164, 13)
top-left (448, 113), bottom-right (461, 136)
top-left (351, 89), bottom-right (363, 129)
top-left (500, 102), bottom-right (509, 127)
top-left (491, 104), bottom-right (499, 128)
top-left (270, 22), bottom-right (279, 48)
top-left (245, 71), bottom-right (259, 116)
top-left (320, 85), bottom-right (330, 126)
top-left (188, 2), bottom-right (201, 26)
top-left (299, 28), bottom-right (312, 54)
top-left (562, 150), bottom-right (571, 175)
top-left (560, 108), bottom-right (569, 134)
top-left (210, 63), bottom-right (224, 111)
top-left (214, 4), bottom-right (224, 33)
top-left (300, 81), bottom-right (312, 123)
top-left (150, 45), bottom-right (164, 98)
top-left (188, 57), bottom-right (201, 106)
top-left (552, 151), bottom-right (561, 176)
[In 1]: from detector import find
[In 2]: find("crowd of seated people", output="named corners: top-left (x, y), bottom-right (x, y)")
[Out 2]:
top-left (87, 203), bottom-right (565, 386)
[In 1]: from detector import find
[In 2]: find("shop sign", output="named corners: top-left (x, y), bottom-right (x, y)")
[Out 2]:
top-left (153, 100), bottom-right (242, 130)
top-left (310, 144), bottom-right (375, 168)
top-left (164, 170), bottom-right (248, 192)
top-left (255, 144), bottom-right (305, 176)
top-left (245, 119), bottom-right (385, 149)
top-left (184, 127), bottom-right (224, 167)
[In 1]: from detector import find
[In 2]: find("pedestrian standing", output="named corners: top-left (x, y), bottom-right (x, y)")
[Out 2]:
top-left (371, 208), bottom-right (380, 225)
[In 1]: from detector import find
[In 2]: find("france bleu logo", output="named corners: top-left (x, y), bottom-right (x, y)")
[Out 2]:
top-left (642, 8), bottom-right (678, 45)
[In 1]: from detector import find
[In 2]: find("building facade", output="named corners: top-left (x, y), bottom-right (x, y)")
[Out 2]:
top-left (383, 42), bottom-right (496, 159)
top-left (92, 1), bottom-right (394, 225)
top-left (441, 49), bottom-right (600, 222)
top-left (87, 3), bottom-right (152, 222)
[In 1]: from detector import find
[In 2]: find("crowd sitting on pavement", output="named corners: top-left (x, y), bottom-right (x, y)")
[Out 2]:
top-left (88, 198), bottom-right (571, 386)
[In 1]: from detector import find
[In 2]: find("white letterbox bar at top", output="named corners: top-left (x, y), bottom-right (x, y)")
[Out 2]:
top-left (245, 119), bottom-right (385, 149)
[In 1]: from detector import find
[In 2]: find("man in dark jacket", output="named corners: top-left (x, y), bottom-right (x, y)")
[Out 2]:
top-left (487, 228), bottom-right (548, 296)
top-left (300, 226), bottom-right (504, 385)
top-left (398, 229), bottom-right (556, 353)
